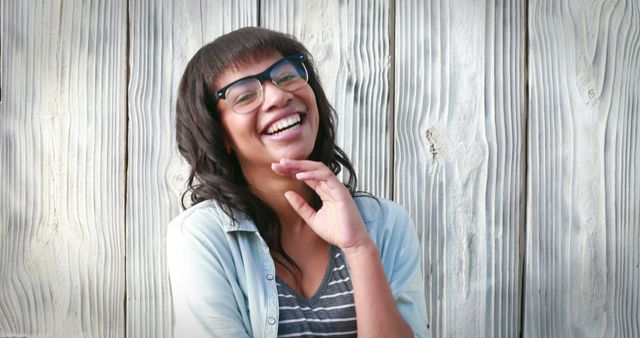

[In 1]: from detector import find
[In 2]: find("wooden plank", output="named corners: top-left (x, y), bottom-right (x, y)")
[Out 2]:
top-left (126, 0), bottom-right (256, 336)
top-left (1, 1), bottom-right (3, 102)
top-left (261, 0), bottom-right (393, 198)
top-left (0, 0), bottom-right (127, 337)
top-left (525, 1), bottom-right (640, 336)
top-left (394, 0), bottom-right (526, 336)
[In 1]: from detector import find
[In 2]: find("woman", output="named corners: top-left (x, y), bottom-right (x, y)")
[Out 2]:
top-left (168, 27), bottom-right (429, 338)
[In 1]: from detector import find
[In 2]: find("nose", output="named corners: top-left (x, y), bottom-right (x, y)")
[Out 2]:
top-left (261, 81), bottom-right (293, 111)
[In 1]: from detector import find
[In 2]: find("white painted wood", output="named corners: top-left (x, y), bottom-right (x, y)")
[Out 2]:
top-left (4, 0), bottom-right (637, 337)
top-left (394, 0), bottom-right (526, 337)
top-left (0, 0), bottom-right (127, 337)
top-left (126, 0), bottom-right (257, 337)
top-left (525, 1), bottom-right (640, 337)
top-left (261, 0), bottom-right (393, 198)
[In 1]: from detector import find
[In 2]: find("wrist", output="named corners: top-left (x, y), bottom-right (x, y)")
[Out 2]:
top-left (341, 237), bottom-right (378, 259)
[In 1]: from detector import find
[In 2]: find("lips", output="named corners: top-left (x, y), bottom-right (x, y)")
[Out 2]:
top-left (262, 113), bottom-right (305, 136)
top-left (264, 114), bottom-right (302, 135)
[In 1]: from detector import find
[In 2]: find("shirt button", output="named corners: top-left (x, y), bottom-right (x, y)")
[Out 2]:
top-left (266, 274), bottom-right (274, 280)
top-left (267, 317), bottom-right (276, 325)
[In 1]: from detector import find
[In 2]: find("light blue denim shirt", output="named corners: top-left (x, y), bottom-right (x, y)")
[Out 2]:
top-left (167, 196), bottom-right (430, 338)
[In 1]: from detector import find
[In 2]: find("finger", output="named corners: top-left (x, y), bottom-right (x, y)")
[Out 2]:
top-left (283, 191), bottom-right (317, 225)
top-left (297, 178), bottom-right (340, 203)
top-left (314, 181), bottom-right (337, 201)
top-left (278, 158), bottom-right (326, 172)
top-left (296, 177), bottom-right (319, 191)
top-left (272, 160), bottom-right (324, 177)
top-left (271, 162), bottom-right (297, 177)
top-left (295, 169), bottom-right (344, 191)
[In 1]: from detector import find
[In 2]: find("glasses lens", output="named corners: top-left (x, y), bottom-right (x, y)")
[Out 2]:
top-left (225, 78), bottom-right (263, 114)
top-left (220, 56), bottom-right (308, 114)
top-left (270, 59), bottom-right (308, 92)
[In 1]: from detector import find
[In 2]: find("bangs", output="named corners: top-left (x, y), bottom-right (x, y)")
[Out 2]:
top-left (212, 49), bottom-right (284, 90)
top-left (195, 27), bottom-right (308, 93)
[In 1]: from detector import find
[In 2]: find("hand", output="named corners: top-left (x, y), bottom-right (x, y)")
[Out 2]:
top-left (271, 158), bottom-right (371, 251)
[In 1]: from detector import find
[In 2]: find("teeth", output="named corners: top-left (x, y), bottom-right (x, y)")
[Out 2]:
top-left (266, 114), bottom-right (301, 135)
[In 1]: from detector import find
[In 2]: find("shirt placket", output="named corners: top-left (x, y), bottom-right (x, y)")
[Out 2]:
top-left (259, 237), bottom-right (279, 337)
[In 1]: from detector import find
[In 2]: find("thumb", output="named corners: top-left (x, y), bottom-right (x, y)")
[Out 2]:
top-left (284, 191), bottom-right (316, 225)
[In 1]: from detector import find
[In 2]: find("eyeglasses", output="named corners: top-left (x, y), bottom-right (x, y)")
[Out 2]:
top-left (215, 52), bottom-right (309, 114)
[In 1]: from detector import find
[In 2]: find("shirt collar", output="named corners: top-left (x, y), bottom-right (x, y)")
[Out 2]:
top-left (219, 212), bottom-right (260, 233)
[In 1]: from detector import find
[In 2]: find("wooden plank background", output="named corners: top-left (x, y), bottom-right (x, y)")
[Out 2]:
top-left (395, 0), bottom-right (526, 336)
top-left (1, 0), bottom-right (638, 337)
top-left (0, 0), bottom-right (127, 337)
top-left (525, 0), bottom-right (640, 337)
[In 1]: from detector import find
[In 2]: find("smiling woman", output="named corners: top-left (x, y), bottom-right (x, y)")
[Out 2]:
top-left (214, 51), bottom-right (320, 177)
top-left (169, 27), bottom-right (430, 338)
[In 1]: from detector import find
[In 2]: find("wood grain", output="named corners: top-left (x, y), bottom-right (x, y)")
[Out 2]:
top-left (126, 0), bottom-right (256, 337)
top-left (0, 0), bottom-right (127, 337)
top-left (394, 0), bottom-right (526, 336)
top-left (526, 0), bottom-right (640, 336)
top-left (3, 0), bottom-right (637, 336)
top-left (261, 0), bottom-right (393, 198)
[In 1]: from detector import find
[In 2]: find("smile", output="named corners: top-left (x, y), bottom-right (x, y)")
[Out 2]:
top-left (264, 114), bottom-right (303, 136)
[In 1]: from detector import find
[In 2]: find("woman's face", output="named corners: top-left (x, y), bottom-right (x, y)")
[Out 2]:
top-left (215, 51), bottom-right (320, 175)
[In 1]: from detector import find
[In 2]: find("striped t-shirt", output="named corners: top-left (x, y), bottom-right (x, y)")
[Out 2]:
top-left (276, 245), bottom-right (357, 337)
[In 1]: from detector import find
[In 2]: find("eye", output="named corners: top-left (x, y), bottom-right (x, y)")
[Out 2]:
top-left (225, 78), bottom-right (262, 107)
top-left (233, 91), bottom-right (259, 106)
top-left (275, 73), bottom-right (301, 87)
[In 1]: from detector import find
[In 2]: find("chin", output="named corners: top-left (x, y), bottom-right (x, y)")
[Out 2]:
top-left (277, 146), bottom-right (315, 161)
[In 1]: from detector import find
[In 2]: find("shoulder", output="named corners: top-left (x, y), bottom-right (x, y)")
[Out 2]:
top-left (168, 200), bottom-right (230, 237)
top-left (166, 200), bottom-right (240, 261)
top-left (354, 195), bottom-right (413, 228)
top-left (353, 195), bottom-right (416, 244)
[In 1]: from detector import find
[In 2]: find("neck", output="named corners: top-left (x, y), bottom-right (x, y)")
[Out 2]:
top-left (242, 162), bottom-right (313, 232)
top-left (241, 161), bottom-right (327, 267)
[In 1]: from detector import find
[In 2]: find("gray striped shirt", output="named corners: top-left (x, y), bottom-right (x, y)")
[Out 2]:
top-left (276, 246), bottom-right (357, 337)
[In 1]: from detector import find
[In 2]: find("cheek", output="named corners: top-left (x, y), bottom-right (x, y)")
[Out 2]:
top-left (220, 114), bottom-right (256, 146)
top-left (303, 90), bottom-right (320, 124)
top-left (307, 89), bottom-right (318, 108)
top-left (219, 114), bottom-right (241, 145)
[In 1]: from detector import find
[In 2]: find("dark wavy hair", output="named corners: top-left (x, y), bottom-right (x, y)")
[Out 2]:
top-left (175, 27), bottom-right (358, 278)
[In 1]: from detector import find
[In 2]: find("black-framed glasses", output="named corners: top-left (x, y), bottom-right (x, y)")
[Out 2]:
top-left (215, 52), bottom-right (309, 114)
